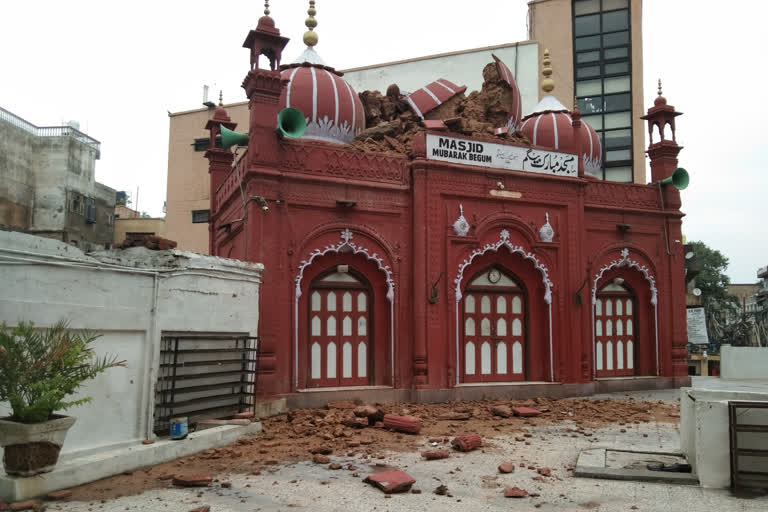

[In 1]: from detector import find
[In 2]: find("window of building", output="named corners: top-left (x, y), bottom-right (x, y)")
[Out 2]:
top-left (192, 209), bottom-right (210, 223)
top-left (573, 0), bottom-right (633, 183)
top-left (192, 136), bottom-right (222, 152)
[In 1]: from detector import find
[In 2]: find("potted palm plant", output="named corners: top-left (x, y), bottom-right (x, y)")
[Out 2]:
top-left (0, 321), bottom-right (124, 476)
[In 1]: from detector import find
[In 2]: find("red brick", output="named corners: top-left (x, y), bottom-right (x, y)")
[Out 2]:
top-left (498, 462), bottom-right (516, 474)
top-left (537, 467), bottom-right (551, 477)
top-left (172, 475), bottom-right (213, 487)
top-left (491, 405), bottom-right (513, 418)
top-left (45, 489), bottom-right (72, 500)
top-left (422, 120), bottom-right (448, 131)
top-left (451, 434), bottom-right (482, 452)
top-left (364, 470), bottom-right (416, 493)
top-left (421, 450), bottom-right (450, 460)
top-left (189, 507), bottom-right (211, 512)
top-left (9, 501), bottom-right (41, 511)
top-left (512, 407), bottom-right (542, 417)
top-left (504, 487), bottom-right (528, 498)
top-left (383, 414), bottom-right (421, 434)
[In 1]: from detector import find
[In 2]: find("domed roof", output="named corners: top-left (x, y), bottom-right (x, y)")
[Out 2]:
top-left (519, 105), bottom-right (574, 152)
top-left (573, 110), bottom-right (602, 178)
top-left (492, 55), bottom-right (523, 130)
top-left (278, 64), bottom-right (365, 144)
top-left (275, 1), bottom-right (365, 144)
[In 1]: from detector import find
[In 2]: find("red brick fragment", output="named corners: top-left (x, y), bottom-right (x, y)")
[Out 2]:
top-left (504, 487), bottom-right (528, 498)
top-left (437, 412), bottom-right (472, 421)
top-left (354, 405), bottom-right (384, 422)
top-left (313, 454), bottom-right (330, 464)
top-left (498, 462), bottom-right (516, 474)
top-left (537, 467), bottom-right (551, 477)
top-left (451, 434), bottom-right (482, 452)
top-left (172, 475), bottom-right (213, 487)
top-left (364, 470), bottom-right (416, 493)
top-left (512, 407), bottom-right (542, 417)
top-left (45, 490), bottom-right (72, 501)
top-left (10, 500), bottom-right (42, 511)
top-left (422, 120), bottom-right (448, 131)
top-left (189, 507), bottom-right (210, 512)
top-left (491, 405), bottom-right (513, 418)
top-left (342, 417), bottom-right (369, 429)
top-left (421, 449), bottom-right (450, 460)
top-left (383, 414), bottom-right (421, 434)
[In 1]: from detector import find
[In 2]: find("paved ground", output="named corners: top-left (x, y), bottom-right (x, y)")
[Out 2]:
top-left (42, 390), bottom-right (768, 511)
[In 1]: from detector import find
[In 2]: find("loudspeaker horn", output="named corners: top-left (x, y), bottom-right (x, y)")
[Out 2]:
top-left (657, 167), bottom-right (689, 190)
top-left (220, 125), bottom-right (249, 149)
top-left (277, 107), bottom-right (307, 138)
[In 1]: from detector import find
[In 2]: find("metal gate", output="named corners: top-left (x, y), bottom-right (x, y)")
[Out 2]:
top-left (729, 400), bottom-right (768, 490)
top-left (154, 332), bottom-right (259, 434)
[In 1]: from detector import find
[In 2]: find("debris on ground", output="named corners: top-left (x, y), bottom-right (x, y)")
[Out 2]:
top-left (421, 449), bottom-right (450, 460)
top-left (171, 475), bottom-right (212, 487)
top-left (116, 234), bottom-right (177, 250)
top-left (383, 414), bottom-right (421, 434)
top-left (504, 486), bottom-right (529, 498)
top-left (498, 462), bottom-right (516, 474)
top-left (64, 396), bottom-right (679, 501)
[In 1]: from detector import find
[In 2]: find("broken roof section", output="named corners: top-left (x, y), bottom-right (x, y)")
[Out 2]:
top-left (406, 79), bottom-right (467, 119)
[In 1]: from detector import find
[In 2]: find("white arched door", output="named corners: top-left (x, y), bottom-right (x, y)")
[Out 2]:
top-left (595, 282), bottom-right (636, 377)
top-left (308, 271), bottom-right (371, 387)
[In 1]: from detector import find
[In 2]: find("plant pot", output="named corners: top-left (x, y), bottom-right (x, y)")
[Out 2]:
top-left (0, 415), bottom-right (76, 477)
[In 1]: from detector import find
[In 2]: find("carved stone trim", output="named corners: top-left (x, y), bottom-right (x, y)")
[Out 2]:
top-left (590, 248), bottom-right (657, 306)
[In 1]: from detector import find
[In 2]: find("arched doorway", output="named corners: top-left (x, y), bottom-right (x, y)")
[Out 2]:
top-left (307, 268), bottom-right (371, 387)
top-left (595, 281), bottom-right (637, 377)
top-left (461, 265), bottom-right (527, 382)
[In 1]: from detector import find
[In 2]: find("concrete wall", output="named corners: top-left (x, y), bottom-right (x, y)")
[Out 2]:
top-left (0, 231), bottom-right (263, 464)
top-left (0, 118), bottom-right (36, 229)
top-left (720, 345), bottom-right (768, 380)
top-left (342, 42), bottom-right (541, 116)
top-left (165, 103), bottom-right (250, 254)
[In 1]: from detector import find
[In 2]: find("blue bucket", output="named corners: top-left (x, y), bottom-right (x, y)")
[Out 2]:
top-left (170, 417), bottom-right (188, 440)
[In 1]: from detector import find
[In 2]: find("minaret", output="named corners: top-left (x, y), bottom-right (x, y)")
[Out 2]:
top-left (241, 0), bottom-right (290, 167)
top-left (641, 80), bottom-right (683, 185)
top-left (204, 92), bottom-right (238, 254)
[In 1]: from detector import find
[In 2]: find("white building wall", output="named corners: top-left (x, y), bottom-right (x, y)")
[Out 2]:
top-left (342, 42), bottom-right (541, 116)
top-left (0, 231), bottom-right (263, 464)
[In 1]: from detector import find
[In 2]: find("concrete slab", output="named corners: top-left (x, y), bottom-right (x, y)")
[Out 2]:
top-left (0, 422), bottom-right (261, 502)
top-left (575, 449), bottom-right (698, 485)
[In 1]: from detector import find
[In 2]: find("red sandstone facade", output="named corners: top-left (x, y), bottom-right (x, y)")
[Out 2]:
top-left (206, 14), bottom-right (689, 404)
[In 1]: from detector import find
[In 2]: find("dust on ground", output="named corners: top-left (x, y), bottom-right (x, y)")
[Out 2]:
top-left (66, 395), bottom-right (679, 502)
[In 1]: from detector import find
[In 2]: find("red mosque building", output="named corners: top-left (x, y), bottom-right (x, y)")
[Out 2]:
top-left (205, 4), bottom-right (689, 405)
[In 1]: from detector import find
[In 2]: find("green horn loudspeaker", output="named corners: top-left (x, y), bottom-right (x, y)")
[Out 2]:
top-left (277, 108), bottom-right (307, 138)
top-left (220, 125), bottom-right (249, 149)
top-left (657, 167), bottom-right (689, 190)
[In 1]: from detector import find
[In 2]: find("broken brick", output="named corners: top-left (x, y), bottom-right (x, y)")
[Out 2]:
top-left (364, 470), bottom-right (416, 493)
top-left (310, 446), bottom-right (332, 455)
top-left (451, 434), bottom-right (482, 452)
top-left (491, 405), bottom-right (513, 418)
top-left (498, 462), bottom-right (516, 474)
top-left (342, 417), bottom-right (369, 429)
top-left (537, 467), bottom-right (551, 477)
top-left (10, 500), bottom-right (42, 511)
top-left (512, 407), bottom-right (542, 417)
top-left (312, 454), bottom-right (330, 464)
top-left (188, 507), bottom-right (210, 512)
top-left (504, 487), bottom-right (528, 498)
top-left (421, 450), bottom-right (450, 460)
top-left (437, 412), bottom-right (472, 421)
top-left (172, 475), bottom-right (213, 487)
top-left (383, 414), bottom-right (421, 434)
top-left (45, 490), bottom-right (72, 500)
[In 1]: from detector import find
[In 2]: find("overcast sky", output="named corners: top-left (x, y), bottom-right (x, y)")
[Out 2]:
top-left (1, 1), bottom-right (766, 282)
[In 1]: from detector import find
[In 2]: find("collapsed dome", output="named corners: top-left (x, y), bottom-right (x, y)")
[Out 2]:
top-left (279, 51), bottom-right (365, 144)
top-left (575, 117), bottom-right (602, 178)
top-left (492, 55), bottom-right (523, 131)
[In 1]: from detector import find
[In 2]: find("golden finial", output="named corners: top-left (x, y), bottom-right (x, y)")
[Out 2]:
top-left (218, 90), bottom-right (223, 106)
top-left (542, 49), bottom-right (554, 93)
top-left (657, 78), bottom-right (663, 96)
top-left (303, 0), bottom-right (318, 48)
top-left (264, 0), bottom-right (270, 16)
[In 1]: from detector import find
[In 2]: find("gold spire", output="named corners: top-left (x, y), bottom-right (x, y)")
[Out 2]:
top-left (303, 0), bottom-right (318, 48)
top-left (218, 90), bottom-right (223, 107)
top-left (542, 49), bottom-right (554, 93)
top-left (657, 78), bottom-right (663, 96)
top-left (264, 0), bottom-right (270, 16)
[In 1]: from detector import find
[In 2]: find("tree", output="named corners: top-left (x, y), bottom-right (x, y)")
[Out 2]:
top-left (688, 241), bottom-right (745, 345)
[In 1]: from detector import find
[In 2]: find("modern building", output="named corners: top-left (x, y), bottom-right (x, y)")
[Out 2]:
top-left (199, 3), bottom-right (689, 404)
top-left (0, 106), bottom-right (115, 250)
top-left (164, 0), bottom-right (645, 253)
top-left (113, 205), bottom-right (166, 246)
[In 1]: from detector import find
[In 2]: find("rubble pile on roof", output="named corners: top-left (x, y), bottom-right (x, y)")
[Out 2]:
top-left (351, 62), bottom-right (530, 156)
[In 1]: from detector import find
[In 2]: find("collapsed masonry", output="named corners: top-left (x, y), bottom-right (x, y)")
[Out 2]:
top-left (351, 61), bottom-right (531, 155)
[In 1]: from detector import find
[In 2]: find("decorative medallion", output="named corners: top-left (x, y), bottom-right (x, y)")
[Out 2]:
top-left (452, 204), bottom-right (470, 237)
top-left (487, 268), bottom-right (502, 284)
top-left (539, 212), bottom-right (554, 242)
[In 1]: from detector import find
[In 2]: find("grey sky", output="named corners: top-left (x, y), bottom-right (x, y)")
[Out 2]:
top-left (1, 1), bottom-right (765, 282)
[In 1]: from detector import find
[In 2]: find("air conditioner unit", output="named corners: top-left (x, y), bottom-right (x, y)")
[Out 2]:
top-left (86, 203), bottom-right (97, 224)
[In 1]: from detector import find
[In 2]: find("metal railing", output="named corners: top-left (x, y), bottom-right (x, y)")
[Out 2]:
top-left (0, 105), bottom-right (101, 154)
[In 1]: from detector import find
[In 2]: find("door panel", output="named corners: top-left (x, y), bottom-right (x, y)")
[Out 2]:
top-left (595, 290), bottom-right (636, 377)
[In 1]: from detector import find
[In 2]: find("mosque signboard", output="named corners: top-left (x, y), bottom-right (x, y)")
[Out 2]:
top-left (426, 133), bottom-right (578, 177)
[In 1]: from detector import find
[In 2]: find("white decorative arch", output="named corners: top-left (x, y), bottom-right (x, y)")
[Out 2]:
top-left (590, 247), bottom-right (659, 377)
top-left (453, 229), bottom-right (556, 384)
top-left (293, 229), bottom-right (395, 390)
